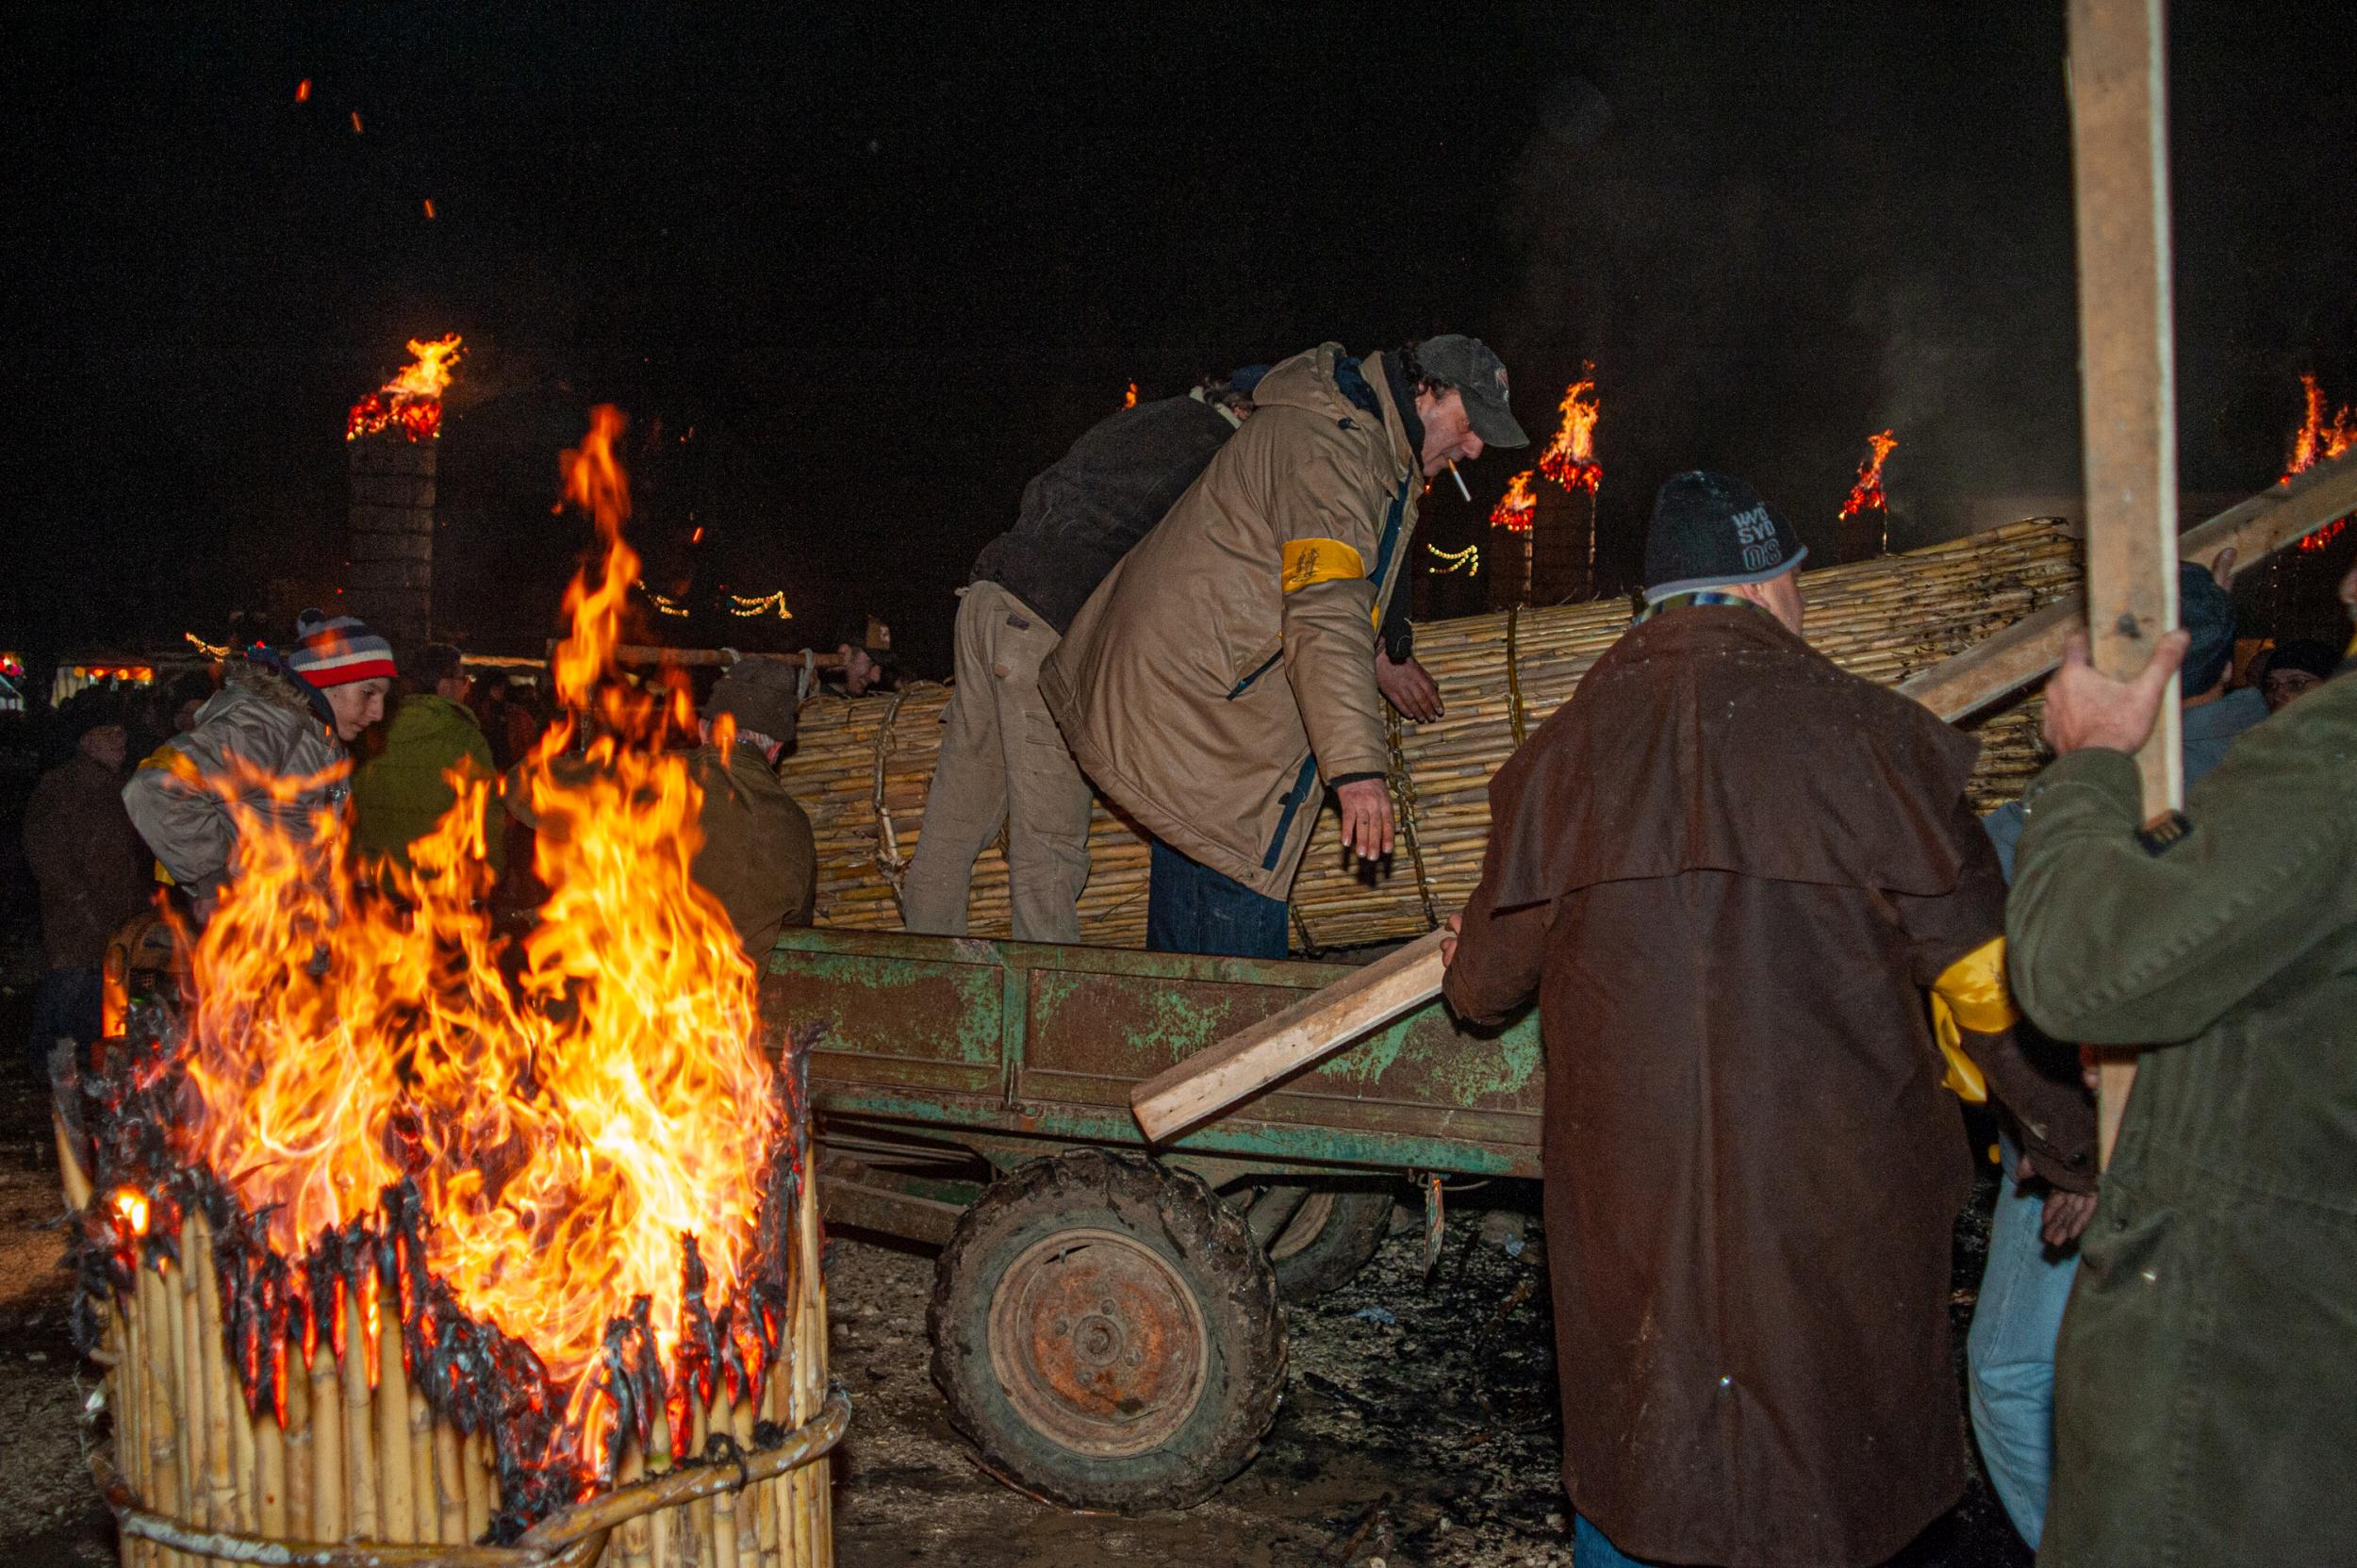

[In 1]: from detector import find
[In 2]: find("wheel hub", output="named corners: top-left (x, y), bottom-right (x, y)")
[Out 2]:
top-left (987, 1229), bottom-right (1209, 1458)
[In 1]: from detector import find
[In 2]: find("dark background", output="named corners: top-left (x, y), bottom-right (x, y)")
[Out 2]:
top-left (11, 3), bottom-right (2355, 676)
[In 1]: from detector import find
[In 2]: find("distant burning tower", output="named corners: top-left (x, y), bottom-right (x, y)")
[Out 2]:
top-left (344, 336), bottom-right (461, 655)
top-left (1836, 429), bottom-right (1898, 563)
top-left (1531, 373), bottom-right (1602, 604)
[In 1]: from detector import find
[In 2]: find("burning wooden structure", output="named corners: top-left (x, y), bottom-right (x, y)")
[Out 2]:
top-left (59, 405), bottom-right (843, 1565)
top-left (345, 337), bottom-right (462, 657)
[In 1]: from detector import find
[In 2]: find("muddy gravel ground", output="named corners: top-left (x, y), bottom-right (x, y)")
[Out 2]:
top-left (0, 990), bottom-right (2032, 1568)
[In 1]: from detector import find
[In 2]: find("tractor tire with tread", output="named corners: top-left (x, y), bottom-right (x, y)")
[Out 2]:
top-left (929, 1148), bottom-right (1286, 1513)
top-left (1252, 1183), bottom-right (1397, 1302)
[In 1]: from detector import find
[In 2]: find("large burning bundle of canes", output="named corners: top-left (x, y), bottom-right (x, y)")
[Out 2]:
top-left (783, 518), bottom-right (2077, 949)
top-left (60, 408), bottom-right (843, 1566)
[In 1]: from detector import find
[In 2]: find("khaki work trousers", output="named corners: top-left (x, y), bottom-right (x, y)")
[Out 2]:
top-left (900, 580), bottom-right (1095, 944)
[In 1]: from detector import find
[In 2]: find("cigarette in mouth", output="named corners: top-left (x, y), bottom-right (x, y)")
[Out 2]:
top-left (1446, 460), bottom-right (1472, 503)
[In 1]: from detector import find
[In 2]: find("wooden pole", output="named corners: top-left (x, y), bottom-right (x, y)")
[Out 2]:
top-left (2069, 0), bottom-right (2181, 1167)
top-left (1129, 929), bottom-right (1447, 1143)
top-left (1896, 450), bottom-right (2357, 721)
top-left (341, 1279), bottom-right (379, 1540)
top-left (307, 1332), bottom-right (344, 1543)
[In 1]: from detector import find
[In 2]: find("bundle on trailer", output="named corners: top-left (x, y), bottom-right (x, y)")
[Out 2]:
top-left (785, 518), bottom-right (2080, 950)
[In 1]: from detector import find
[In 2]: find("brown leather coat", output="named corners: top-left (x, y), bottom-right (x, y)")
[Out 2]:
top-left (1041, 345), bottom-right (1421, 898)
top-left (1444, 604), bottom-right (2071, 1567)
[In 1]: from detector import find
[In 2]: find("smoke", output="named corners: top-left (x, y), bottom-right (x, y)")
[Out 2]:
top-left (1496, 10), bottom-right (2091, 583)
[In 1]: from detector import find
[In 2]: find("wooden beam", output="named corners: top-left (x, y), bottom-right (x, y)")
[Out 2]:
top-left (1129, 929), bottom-right (1447, 1144)
top-left (1896, 450), bottom-right (2357, 721)
top-left (2069, 0), bottom-right (2179, 1166)
top-left (546, 642), bottom-right (849, 670)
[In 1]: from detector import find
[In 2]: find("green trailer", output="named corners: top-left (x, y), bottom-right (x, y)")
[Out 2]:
top-left (759, 926), bottom-right (1542, 1512)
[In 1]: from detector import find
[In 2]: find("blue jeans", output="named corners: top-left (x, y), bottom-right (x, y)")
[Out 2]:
top-left (1145, 838), bottom-right (1288, 959)
top-left (1966, 1131), bottom-right (2080, 1548)
top-left (28, 965), bottom-right (103, 1079)
top-left (1574, 1513), bottom-right (1661, 1567)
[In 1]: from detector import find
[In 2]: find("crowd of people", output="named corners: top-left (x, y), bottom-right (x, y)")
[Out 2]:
top-left (13, 333), bottom-right (2353, 1565)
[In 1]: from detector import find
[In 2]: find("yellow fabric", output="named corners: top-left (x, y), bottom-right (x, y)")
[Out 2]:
top-left (1927, 936), bottom-right (2017, 1104)
top-left (137, 742), bottom-right (204, 788)
top-left (1934, 936), bottom-right (2018, 1033)
top-left (1280, 536), bottom-right (1367, 594)
top-left (1930, 995), bottom-right (1988, 1102)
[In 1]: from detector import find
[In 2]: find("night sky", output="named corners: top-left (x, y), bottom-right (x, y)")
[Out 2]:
top-left (15, 3), bottom-right (2356, 675)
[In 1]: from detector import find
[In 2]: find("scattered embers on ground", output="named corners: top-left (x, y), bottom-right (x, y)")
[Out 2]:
top-left (2, 1001), bottom-right (2032, 1568)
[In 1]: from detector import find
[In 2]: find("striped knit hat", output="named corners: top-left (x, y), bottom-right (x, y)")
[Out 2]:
top-left (288, 609), bottom-right (398, 687)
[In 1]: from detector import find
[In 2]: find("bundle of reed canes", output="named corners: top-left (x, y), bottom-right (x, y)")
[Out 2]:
top-left (782, 518), bottom-right (2076, 951)
top-left (60, 1129), bottom-right (840, 1568)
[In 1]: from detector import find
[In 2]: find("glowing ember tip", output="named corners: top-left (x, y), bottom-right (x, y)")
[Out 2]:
top-left (1490, 470), bottom-right (1538, 533)
top-left (1123, 379), bottom-right (1138, 408)
top-left (1838, 429), bottom-right (1899, 520)
top-left (294, 78), bottom-right (312, 104)
top-left (110, 1187), bottom-right (149, 1236)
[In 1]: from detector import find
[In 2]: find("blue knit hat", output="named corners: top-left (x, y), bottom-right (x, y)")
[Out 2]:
top-left (287, 609), bottom-right (397, 688)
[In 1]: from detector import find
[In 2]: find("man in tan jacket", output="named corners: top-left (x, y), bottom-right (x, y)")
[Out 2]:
top-left (1042, 336), bottom-right (1525, 955)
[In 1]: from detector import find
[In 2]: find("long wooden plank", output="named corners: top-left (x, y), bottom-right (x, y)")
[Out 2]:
top-left (1896, 450), bottom-right (2357, 721)
top-left (1130, 930), bottom-right (1447, 1144)
top-left (2069, 0), bottom-right (2180, 1166)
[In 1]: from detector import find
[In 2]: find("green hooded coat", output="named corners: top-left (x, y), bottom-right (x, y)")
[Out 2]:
top-left (2005, 659), bottom-right (2357, 1565)
top-left (351, 693), bottom-right (505, 875)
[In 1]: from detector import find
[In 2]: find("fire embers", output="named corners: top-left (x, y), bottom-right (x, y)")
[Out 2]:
top-left (72, 1011), bottom-right (819, 1540)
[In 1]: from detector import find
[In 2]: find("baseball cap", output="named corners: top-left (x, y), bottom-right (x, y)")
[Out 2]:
top-left (1414, 336), bottom-right (1529, 448)
top-left (1642, 471), bottom-right (1809, 597)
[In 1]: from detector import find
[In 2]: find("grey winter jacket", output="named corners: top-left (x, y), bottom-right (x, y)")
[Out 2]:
top-left (123, 663), bottom-right (348, 898)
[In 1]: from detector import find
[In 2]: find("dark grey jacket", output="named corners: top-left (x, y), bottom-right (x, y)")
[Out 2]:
top-left (970, 393), bottom-right (1244, 635)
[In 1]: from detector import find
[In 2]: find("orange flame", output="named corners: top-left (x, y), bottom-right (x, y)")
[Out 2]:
top-left (177, 405), bottom-right (780, 1451)
top-left (295, 79), bottom-right (312, 104)
top-left (1838, 429), bottom-right (1899, 520)
top-left (2281, 373), bottom-right (2356, 553)
top-left (1123, 380), bottom-right (1139, 409)
top-left (1490, 470), bottom-right (1538, 533)
top-left (346, 335), bottom-right (463, 442)
top-left (1537, 372), bottom-right (1602, 494)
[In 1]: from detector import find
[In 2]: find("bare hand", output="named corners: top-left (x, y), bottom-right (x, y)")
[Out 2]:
top-left (1334, 778), bottom-right (1394, 863)
top-left (1441, 911), bottom-right (1463, 969)
top-left (2041, 1187), bottom-right (2099, 1247)
top-left (2040, 628), bottom-right (2190, 756)
top-left (1375, 652), bottom-right (1444, 722)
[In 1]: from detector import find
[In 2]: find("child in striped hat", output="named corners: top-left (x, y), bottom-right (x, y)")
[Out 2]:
top-left (285, 609), bottom-right (399, 740)
top-left (124, 610), bottom-right (397, 904)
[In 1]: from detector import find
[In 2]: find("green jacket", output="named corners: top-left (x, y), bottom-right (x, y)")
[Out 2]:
top-left (351, 694), bottom-right (505, 875)
top-left (2005, 665), bottom-right (2357, 1566)
top-left (688, 740), bottom-right (816, 959)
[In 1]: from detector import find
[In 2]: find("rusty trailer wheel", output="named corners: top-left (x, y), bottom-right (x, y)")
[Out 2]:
top-left (930, 1149), bottom-right (1286, 1512)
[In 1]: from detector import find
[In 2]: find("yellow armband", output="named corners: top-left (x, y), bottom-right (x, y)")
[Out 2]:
top-left (1280, 537), bottom-right (1367, 593)
top-left (1928, 936), bottom-right (2018, 1104)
